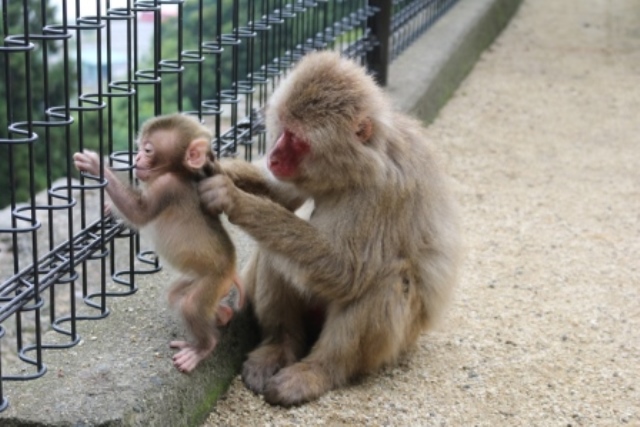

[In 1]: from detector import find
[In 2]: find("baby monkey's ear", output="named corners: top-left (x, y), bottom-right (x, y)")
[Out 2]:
top-left (185, 138), bottom-right (210, 171)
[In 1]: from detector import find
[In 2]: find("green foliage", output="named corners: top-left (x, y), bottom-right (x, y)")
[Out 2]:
top-left (160, 0), bottom-right (232, 111)
top-left (0, 0), bottom-right (78, 208)
top-left (0, 0), bottom-right (367, 209)
top-left (105, 0), bottom-right (236, 156)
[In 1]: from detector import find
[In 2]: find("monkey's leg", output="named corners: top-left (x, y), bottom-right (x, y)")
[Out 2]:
top-left (167, 277), bottom-right (194, 308)
top-left (263, 288), bottom-right (411, 407)
top-left (215, 271), bottom-right (246, 327)
top-left (241, 253), bottom-right (308, 394)
top-left (232, 272), bottom-right (246, 310)
top-left (171, 275), bottom-right (231, 373)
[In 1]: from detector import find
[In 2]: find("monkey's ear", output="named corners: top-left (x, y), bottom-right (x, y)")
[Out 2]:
top-left (356, 117), bottom-right (373, 143)
top-left (185, 138), bottom-right (210, 170)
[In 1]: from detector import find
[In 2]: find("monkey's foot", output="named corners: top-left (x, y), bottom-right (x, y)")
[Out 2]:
top-left (242, 342), bottom-right (298, 394)
top-left (216, 303), bottom-right (234, 327)
top-left (170, 340), bottom-right (216, 373)
top-left (264, 361), bottom-right (331, 407)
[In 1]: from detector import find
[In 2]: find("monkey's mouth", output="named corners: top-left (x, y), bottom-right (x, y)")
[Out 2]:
top-left (134, 167), bottom-right (150, 181)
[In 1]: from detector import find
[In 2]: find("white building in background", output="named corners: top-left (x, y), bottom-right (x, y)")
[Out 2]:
top-left (50, 0), bottom-right (177, 90)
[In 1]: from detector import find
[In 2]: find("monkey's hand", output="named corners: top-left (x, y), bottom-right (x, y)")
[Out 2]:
top-left (220, 158), bottom-right (306, 211)
top-left (199, 175), bottom-right (237, 216)
top-left (73, 150), bottom-right (101, 177)
top-left (220, 159), bottom-right (269, 194)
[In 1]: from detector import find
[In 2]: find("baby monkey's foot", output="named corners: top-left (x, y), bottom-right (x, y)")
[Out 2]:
top-left (170, 339), bottom-right (216, 373)
top-left (216, 303), bottom-right (234, 327)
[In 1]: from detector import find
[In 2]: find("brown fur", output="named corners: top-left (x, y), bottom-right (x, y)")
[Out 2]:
top-left (199, 51), bottom-right (461, 406)
top-left (74, 113), bottom-right (243, 373)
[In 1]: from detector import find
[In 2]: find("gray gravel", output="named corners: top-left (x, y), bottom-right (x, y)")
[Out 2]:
top-left (205, 0), bottom-right (640, 425)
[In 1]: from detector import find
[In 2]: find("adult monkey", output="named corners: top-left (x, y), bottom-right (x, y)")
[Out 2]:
top-left (200, 51), bottom-right (461, 406)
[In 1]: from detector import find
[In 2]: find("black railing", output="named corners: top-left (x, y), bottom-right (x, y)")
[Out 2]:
top-left (0, 0), bottom-right (458, 412)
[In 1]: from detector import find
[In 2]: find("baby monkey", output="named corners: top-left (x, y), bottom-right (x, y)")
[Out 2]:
top-left (73, 113), bottom-right (244, 373)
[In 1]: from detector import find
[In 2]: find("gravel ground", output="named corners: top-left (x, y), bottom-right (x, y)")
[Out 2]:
top-left (205, 0), bottom-right (640, 425)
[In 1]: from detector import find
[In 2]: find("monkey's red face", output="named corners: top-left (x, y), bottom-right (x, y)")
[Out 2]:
top-left (267, 129), bottom-right (311, 180)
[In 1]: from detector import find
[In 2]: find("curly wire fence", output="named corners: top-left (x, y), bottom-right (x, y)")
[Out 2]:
top-left (0, 0), bottom-right (458, 412)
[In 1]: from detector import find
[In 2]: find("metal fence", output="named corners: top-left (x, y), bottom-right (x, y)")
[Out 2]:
top-left (0, 0), bottom-right (459, 412)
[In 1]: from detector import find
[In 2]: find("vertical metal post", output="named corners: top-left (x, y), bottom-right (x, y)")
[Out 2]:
top-left (366, 0), bottom-right (392, 86)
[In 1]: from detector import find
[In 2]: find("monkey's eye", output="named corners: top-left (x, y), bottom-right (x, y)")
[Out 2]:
top-left (141, 142), bottom-right (154, 155)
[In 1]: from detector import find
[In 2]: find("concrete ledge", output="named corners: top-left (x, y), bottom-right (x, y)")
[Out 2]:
top-left (388, 0), bottom-right (523, 124)
top-left (0, 0), bottom-right (522, 425)
top-left (1, 223), bottom-right (260, 427)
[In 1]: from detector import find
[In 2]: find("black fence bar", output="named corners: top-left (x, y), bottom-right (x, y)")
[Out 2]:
top-left (0, 0), bottom-right (459, 412)
top-left (390, 0), bottom-right (460, 60)
top-left (366, 0), bottom-right (391, 85)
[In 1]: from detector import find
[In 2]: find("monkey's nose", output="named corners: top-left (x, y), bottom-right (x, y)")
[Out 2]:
top-left (266, 157), bottom-right (277, 168)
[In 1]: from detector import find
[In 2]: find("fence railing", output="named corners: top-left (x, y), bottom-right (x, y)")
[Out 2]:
top-left (0, 0), bottom-right (459, 412)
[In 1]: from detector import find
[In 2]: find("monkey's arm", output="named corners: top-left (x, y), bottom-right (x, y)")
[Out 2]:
top-left (221, 158), bottom-right (307, 211)
top-left (73, 150), bottom-right (167, 227)
top-left (200, 175), bottom-right (355, 301)
top-left (104, 173), bottom-right (174, 227)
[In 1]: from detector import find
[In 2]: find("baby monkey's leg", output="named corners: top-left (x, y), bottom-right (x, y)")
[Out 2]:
top-left (171, 274), bottom-right (232, 373)
top-left (216, 272), bottom-right (245, 327)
